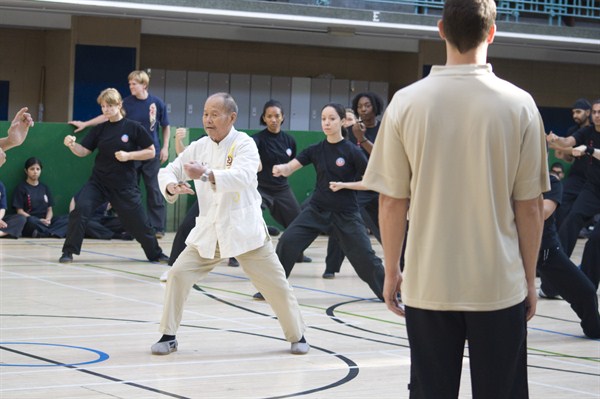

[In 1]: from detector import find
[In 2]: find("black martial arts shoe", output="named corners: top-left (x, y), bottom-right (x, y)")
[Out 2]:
top-left (153, 253), bottom-right (170, 264)
top-left (267, 225), bottom-right (280, 236)
top-left (253, 292), bottom-right (265, 300)
top-left (228, 257), bottom-right (240, 267)
top-left (59, 252), bottom-right (73, 263)
top-left (297, 255), bottom-right (312, 263)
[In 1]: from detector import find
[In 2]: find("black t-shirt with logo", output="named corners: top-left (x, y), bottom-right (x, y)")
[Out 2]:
top-left (252, 129), bottom-right (296, 190)
top-left (296, 139), bottom-right (367, 213)
top-left (81, 118), bottom-right (153, 189)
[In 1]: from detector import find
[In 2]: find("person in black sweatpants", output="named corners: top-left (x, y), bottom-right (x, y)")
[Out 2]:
top-left (59, 88), bottom-right (167, 264)
top-left (537, 173), bottom-right (600, 338)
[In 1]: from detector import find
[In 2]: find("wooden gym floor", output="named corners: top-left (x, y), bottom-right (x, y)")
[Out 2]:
top-left (1, 235), bottom-right (598, 398)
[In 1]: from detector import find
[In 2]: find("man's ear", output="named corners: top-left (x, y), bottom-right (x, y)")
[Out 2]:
top-left (486, 24), bottom-right (496, 44)
top-left (437, 19), bottom-right (445, 40)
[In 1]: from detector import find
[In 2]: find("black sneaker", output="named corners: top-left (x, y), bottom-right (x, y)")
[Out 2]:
top-left (297, 255), bottom-right (312, 263)
top-left (267, 226), bottom-right (280, 236)
top-left (153, 253), bottom-right (170, 264)
top-left (228, 257), bottom-right (240, 267)
top-left (253, 292), bottom-right (265, 300)
top-left (59, 252), bottom-right (73, 263)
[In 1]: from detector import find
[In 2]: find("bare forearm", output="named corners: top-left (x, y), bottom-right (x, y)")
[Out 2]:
top-left (514, 196), bottom-right (544, 287)
top-left (129, 147), bottom-right (155, 161)
top-left (379, 195), bottom-right (409, 272)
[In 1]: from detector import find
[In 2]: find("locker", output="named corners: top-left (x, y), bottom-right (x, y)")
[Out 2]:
top-left (290, 77), bottom-right (310, 131)
top-left (208, 73), bottom-right (230, 96)
top-left (230, 74), bottom-right (251, 130)
top-left (309, 78), bottom-right (331, 131)
top-left (249, 75), bottom-right (271, 131)
top-left (270, 76), bottom-right (292, 132)
top-left (185, 71), bottom-right (208, 128)
top-left (330, 79), bottom-right (350, 108)
top-left (349, 80), bottom-right (369, 104)
top-left (368, 81), bottom-right (389, 112)
top-left (147, 68), bottom-right (166, 104)
top-left (164, 70), bottom-right (187, 127)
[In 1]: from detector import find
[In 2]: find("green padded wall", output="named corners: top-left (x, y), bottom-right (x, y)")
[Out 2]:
top-left (0, 122), bottom-right (322, 231)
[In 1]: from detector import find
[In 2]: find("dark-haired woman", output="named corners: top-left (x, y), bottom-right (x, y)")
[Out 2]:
top-left (12, 157), bottom-right (58, 237)
top-left (256, 103), bottom-right (385, 300)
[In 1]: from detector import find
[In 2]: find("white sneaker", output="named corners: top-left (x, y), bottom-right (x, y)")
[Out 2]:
top-left (151, 339), bottom-right (178, 355)
top-left (291, 340), bottom-right (310, 355)
top-left (160, 269), bottom-right (170, 282)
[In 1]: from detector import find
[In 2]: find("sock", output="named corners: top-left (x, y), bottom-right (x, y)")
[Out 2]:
top-left (159, 334), bottom-right (175, 342)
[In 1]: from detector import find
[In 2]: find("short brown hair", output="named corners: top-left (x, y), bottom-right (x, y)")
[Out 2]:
top-left (128, 70), bottom-right (150, 87)
top-left (442, 0), bottom-right (496, 54)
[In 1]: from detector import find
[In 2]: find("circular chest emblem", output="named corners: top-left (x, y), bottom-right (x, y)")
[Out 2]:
top-left (43, 194), bottom-right (48, 203)
top-left (335, 157), bottom-right (346, 167)
top-left (286, 148), bottom-right (292, 157)
top-left (121, 134), bottom-right (129, 143)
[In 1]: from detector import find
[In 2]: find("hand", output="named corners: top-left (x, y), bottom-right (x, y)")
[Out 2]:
top-left (40, 218), bottom-right (51, 226)
top-left (183, 161), bottom-right (207, 179)
top-left (383, 271), bottom-right (405, 317)
top-left (352, 119), bottom-right (366, 141)
top-left (166, 181), bottom-right (195, 196)
top-left (114, 151), bottom-right (130, 162)
top-left (572, 144), bottom-right (587, 157)
top-left (0, 219), bottom-right (7, 229)
top-left (175, 128), bottom-right (187, 140)
top-left (7, 107), bottom-right (34, 147)
top-left (0, 148), bottom-right (5, 168)
top-left (329, 181), bottom-right (344, 192)
top-left (159, 147), bottom-right (169, 163)
top-left (272, 164), bottom-right (290, 177)
top-left (68, 120), bottom-right (86, 133)
top-left (64, 135), bottom-right (76, 148)
top-left (546, 132), bottom-right (559, 144)
top-left (525, 285), bottom-right (537, 321)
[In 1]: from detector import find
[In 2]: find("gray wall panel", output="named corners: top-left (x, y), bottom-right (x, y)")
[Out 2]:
top-left (185, 71), bottom-right (208, 128)
top-left (230, 73), bottom-right (251, 130)
top-left (249, 75), bottom-right (271, 130)
top-left (164, 70), bottom-right (187, 127)
top-left (270, 76), bottom-right (292, 132)
top-left (290, 77), bottom-right (310, 131)
top-left (309, 78), bottom-right (331, 131)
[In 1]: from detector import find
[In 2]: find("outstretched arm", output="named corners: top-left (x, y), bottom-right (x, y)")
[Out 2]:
top-left (68, 115), bottom-right (107, 133)
top-left (0, 107), bottom-right (35, 151)
top-left (272, 159), bottom-right (302, 177)
top-left (329, 180), bottom-right (367, 192)
top-left (572, 145), bottom-right (600, 161)
top-left (64, 135), bottom-right (92, 157)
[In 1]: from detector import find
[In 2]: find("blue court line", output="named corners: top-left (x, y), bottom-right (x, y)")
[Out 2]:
top-left (0, 342), bottom-right (109, 367)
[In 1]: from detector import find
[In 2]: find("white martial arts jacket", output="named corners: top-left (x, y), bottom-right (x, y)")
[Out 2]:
top-left (158, 127), bottom-right (268, 259)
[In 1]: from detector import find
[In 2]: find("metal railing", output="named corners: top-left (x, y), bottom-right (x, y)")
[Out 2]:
top-left (262, 0), bottom-right (600, 26)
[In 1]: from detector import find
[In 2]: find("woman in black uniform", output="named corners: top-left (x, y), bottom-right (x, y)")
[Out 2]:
top-left (256, 103), bottom-right (385, 300)
top-left (59, 88), bottom-right (168, 264)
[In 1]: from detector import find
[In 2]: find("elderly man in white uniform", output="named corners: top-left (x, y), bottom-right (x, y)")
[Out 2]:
top-left (152, 92), bottom-right (308, 356)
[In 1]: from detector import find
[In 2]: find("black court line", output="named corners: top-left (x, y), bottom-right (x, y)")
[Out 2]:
top-left (0, 345), bottom-right (190, 399)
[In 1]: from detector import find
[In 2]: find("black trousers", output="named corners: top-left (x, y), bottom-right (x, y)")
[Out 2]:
top-left (538, 245), bottom-right (600, 338)
top-left (559, 184), bottom-right (600, 256)
top-left (137, 156), bottom-right (166, 232)
top-left (325, 190), bottom-right (380, 273)
top-left (276, 204), bottom-right (384, 300)
top-left (405, 302), bottom-right (529, 399)
top-left (556, 174), bottom-right (585, 228)
top-left (581, 218), bottom-right (600, 291)
top-left (62, 178), bottom-right (163, 261)
top-left (168, 200), bottom-right (199, 266)
top-left (258, 185), bottom-right (301, 228)
top-left (0, 214), bottom-right (26, 238)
